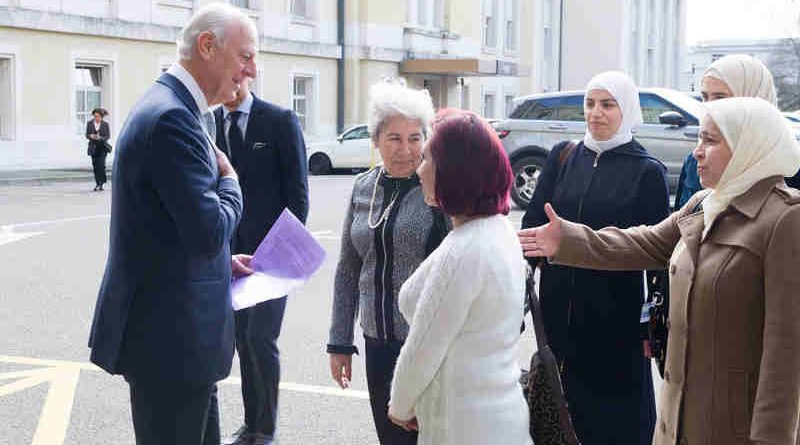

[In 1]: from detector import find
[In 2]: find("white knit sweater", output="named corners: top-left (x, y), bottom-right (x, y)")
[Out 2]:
top-left (389, 214), bottom-right (533, 445)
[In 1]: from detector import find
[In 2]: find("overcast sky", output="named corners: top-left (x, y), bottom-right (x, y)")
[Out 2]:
top-left (686, 0), bottom-right (800, 44)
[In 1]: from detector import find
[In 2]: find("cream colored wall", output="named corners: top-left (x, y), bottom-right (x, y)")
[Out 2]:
top-left (0, 27), bottom-right (177, 169)
top-left (0, 26), bottom-right (338, 169)
top-left (447, 0), bottom-right (481, 43)
top-left (258, 53), bottom-right (338, 141)
top-left (354, 60), bottom-right (400, 128)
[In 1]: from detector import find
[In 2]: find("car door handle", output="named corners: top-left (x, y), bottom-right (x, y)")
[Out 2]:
top-left (547, 124), bottom-right (567, 130)
top-left (683, 130), bottom-right (699, 139)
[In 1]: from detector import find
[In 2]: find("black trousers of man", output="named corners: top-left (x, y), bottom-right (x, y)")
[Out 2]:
top-left (126, 376), bottom-right (219, 445)
top-left (364, 336), bottom-right (418, 445)
top-left (235, 296), bottom-right (287, 439)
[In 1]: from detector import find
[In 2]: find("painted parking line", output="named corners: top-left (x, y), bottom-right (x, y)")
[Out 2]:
top-left (0, 355), bottom-right (368, 445)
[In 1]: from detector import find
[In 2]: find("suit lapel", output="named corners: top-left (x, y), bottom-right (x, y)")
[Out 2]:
top-left (243, 99), bottom-right (264, 151)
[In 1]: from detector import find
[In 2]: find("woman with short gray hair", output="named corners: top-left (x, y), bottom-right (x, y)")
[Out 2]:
top-left (327, 80), bottom-right (448, 445)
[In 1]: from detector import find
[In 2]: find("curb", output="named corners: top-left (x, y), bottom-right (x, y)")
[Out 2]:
top-left (0, 169), bottom-right (111, 186)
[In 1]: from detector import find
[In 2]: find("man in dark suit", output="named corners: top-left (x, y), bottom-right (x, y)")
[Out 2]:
top-left (88, 4), bottom-right (258, 444)
top-left (215, 78), bottom-right (308, 445)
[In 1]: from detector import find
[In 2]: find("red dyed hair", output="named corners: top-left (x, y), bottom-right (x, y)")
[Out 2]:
top-left (428, 109), bottom-right (512, 216)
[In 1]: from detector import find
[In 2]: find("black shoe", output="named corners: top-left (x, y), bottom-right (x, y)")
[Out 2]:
top-left (222, 425), bottom-right (252, 445)
top-left (93, 185), bottom-right (99, 191)
top-left (99, 184), bottom-right (104, 191)
top-left (250, 433), bottom-right (275, 445)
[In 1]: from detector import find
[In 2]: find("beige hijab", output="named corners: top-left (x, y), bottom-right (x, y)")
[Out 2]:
top-left (704, 54), bottom-right (777, 105)
top-left (702, 97), bottom-right (800, 237)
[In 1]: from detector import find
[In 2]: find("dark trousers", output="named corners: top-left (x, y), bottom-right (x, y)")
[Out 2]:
top-left (91, 153), bottom-right (107, 186)
top-left (235, 296), bottom-right (287, 438)
top-left (364, 336), bottom-right (418, 445)
top-left (126, 376), bottom-right (220, 445)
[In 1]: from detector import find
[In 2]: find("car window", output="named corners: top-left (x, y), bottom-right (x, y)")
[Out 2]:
top-left (342, 126), bottom-right (369, 140)
top-left (509, 100), bottom-right (535, 119)
top-left (639, 93), bottom-right (694, 125)
top-left (522, 95), bottom-right (584, 121)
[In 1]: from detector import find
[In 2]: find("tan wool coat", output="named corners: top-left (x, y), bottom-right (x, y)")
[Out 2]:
top-left (552, 176), bottom-right (800, 445)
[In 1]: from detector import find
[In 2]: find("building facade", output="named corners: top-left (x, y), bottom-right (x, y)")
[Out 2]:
top-left (684, 38), bottom-right (793, 93)
top-left (0, 0), bottom-right (684, 170)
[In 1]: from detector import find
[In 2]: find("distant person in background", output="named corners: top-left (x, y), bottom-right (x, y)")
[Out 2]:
top-left (85, 108), bottom-right (111, 191)
top-left (674, 54), bottom-right (800, 209)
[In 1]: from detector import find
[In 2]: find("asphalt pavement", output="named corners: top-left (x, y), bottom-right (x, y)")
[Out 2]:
top-left (0, 174), bottom-right (541, 445)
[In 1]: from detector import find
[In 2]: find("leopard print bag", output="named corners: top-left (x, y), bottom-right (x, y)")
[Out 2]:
top-left (520, 266), bottom-right (580, 444)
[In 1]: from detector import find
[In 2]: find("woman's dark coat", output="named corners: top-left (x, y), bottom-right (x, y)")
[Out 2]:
top-left (522, 139), bottom-right (670, 445)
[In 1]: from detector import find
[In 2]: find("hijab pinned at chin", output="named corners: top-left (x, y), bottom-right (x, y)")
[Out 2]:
top-left (701, 97), bottom-right (800, 237)
top-left (582, 71), bottom-right (644, 154)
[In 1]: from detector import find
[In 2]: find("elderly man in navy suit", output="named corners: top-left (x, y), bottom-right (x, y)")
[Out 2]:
top-left (214, 76), bottom-right (308, 445)
top-left (88, 4), bottom-right (258, 444)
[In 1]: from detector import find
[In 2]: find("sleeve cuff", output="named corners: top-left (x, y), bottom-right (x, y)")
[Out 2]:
top-left (326, 344), bottom-right (359, 355)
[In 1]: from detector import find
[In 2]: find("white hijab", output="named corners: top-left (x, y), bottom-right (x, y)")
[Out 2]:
top-left (583, 71), bottom-right (644, 153)
top-left (704, 54), bottom-right (777, 105)
top-left (702, 97), bottom-right (800, 237)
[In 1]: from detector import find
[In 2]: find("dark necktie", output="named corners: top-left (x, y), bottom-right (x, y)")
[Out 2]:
top-left (228, 111), bottom-right (245, 161)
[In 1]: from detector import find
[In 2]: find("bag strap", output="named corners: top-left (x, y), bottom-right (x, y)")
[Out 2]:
top-left (557, 140), bottom-right (579, 169)
top-left (525, 265), bottom-right (549, 351)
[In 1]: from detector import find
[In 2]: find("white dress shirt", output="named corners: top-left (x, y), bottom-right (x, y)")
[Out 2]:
top-left (165, 63), bottom-right (215, 136)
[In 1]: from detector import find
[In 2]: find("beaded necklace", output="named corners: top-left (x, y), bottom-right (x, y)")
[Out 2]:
top-left (367, 168), bottom-right (406, 229)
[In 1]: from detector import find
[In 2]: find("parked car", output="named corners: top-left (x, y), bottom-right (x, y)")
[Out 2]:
top-left (307, 124), bottom-right (376, 175)
top-left (784, 112), bottom-right (800, 129)
top-left (495, 88), bottom-right (707, 208)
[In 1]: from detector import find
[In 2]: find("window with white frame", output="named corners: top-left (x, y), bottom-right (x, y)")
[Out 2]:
top-left (434, 0), bottom-right (445, 28)
top-left (482, 92), bottom-right (496, 118)
top-left (482, 0), bottom-right (496, 49)
top-left (541, 0), bottom-right (560, 91)
top-left (0, 57), bottom-right (13, 141)
top-left (74, 63), bottom-right (107, 134)
top-left (229, 0), bottom-right (249, 8)
top-left (417, 0), bottom-right (428, 26)
top-left (505, 94), bottom-right (515, 117)
top-left (291, 0), bottom-right (312, 20)
top-left (292, 75), bottom-right (313, 131)
top-left (505, 0), bottom-right (517, 51)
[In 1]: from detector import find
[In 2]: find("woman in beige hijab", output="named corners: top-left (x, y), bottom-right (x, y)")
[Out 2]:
top-left (674, 54), bottom-right (788, 208)
top-left (519, 97), bottom-right (800, 444)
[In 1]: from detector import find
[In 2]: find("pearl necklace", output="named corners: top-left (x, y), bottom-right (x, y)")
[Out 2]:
top-left (367, 168), bottom-right (403, 229)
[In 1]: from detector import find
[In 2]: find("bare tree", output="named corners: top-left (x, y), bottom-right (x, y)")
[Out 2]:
top-left (769, 0), bottom-right (800, 110)
top-left (770, 37), bottom-right (800, 111)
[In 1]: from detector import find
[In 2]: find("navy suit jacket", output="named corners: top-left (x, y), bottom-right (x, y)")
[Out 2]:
top-left (214, 94), bottom-right (308, 255)
top-left (89, 73), bottom-right (243, 385)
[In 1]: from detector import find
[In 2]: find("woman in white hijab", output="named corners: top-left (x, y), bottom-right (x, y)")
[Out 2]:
top-left (520, 71), bottom-right (669, 445)
top-left (674, 54), bottom-right (791, 208)
top-left (519, 97), bottom-right (800, 445)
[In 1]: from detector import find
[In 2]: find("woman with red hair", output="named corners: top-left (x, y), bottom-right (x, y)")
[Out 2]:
top-left (388, 109), bottom-right (532, 444)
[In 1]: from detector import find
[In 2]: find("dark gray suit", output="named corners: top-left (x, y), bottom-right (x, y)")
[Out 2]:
top-left (214, 93), bottom-right (308, 442)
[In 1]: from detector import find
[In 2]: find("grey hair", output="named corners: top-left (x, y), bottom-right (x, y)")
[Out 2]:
top-left (177, 3), bottom-right (257, 61)
top-left (368, 79), bottom-right (435, 141)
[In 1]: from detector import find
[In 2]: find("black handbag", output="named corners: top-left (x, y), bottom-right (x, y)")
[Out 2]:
top-left (646, 271), bottom-right (669, 378)
top-left (520, 266), bottom-right (580, 445)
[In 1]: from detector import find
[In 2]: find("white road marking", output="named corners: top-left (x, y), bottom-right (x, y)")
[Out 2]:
top-left (1, 214), bottom-right (109, 230)
top-left (0, 354), bottom-right (369, 445)
top-left (0, 229), bottom-right (45, 246)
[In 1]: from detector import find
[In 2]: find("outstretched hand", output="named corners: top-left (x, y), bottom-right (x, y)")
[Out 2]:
top-left (517, 203), bottom-right (563, 258)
